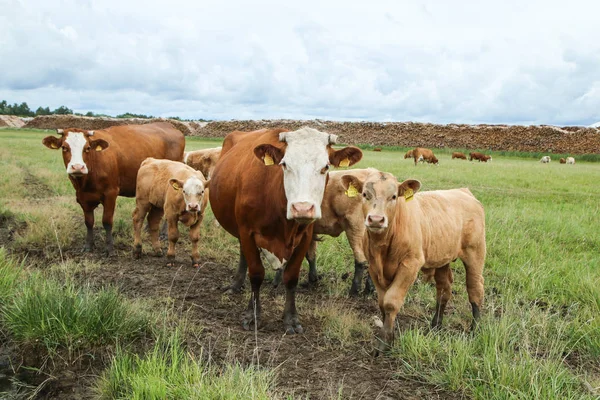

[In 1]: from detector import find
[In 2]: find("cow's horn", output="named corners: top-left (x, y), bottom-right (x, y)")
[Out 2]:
top-left (87, 130), bottom-right (95, 136)
top-left (56, 129), bottom-right (64, 135)
top-left (279, 132), bottom-right (287, 142)
top-left (328, 133), bottom-right (338, 145)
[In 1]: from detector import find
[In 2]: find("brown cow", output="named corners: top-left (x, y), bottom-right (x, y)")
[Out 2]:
top-left (270, 168), bottom-right (376, 296)
top-left (412, 147), bottom-right (439, 165)
top-left (373, 147), bottom-right (382, 152)
top-left (452, 152), bottom-right (467, 160)
top-left (210, 127), bottom-right (362, 333)
top-left (559, 158), bottom-right (566, 164)
top-left (469, 152), bottom-right (492, 162)
top-left (133, 158), bottom-right (209, 267)
top-left (403, 149), bottom-right (413, 159)
top-left (42, 123), bottom-right (185, 255)
top-left (341, 170), bottom-right (486, 355)
top-left (183, 146), bottom-right (222, 179)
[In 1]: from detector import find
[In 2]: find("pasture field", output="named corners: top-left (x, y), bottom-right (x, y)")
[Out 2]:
top-left (0, 127), bottom-right (599, 399)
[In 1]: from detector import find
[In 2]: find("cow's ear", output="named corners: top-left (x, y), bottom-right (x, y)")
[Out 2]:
top-left (42, 136), bottom-right (62, 150)
top-left (397, 179), bottom-right (421, 201)
top-left (254, 144), bottom-right (284, 166)
top-left (203, 179), bottom-right (210, 190)
top-left (341, 175), bottom-right (364, 198)
top-left (89, 139), bottom-right (109, 152)
top-left (329, 146), bottom-right (363, 168)
top-left (169, 178), bottom-right (184, 191)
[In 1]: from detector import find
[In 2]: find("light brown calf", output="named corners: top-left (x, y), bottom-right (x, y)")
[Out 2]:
top-left (133, 158), bottom-right (209, 267)
top-left (403, 149), bottom-right (413, 159)
top-left (184, 147), bottom-right (222, 179)
top-left (341, 170), bottom-right (486, 355)
top-left (559, 158), bottom-right (566, 164)
top-left (470, 152), bottom-right (492, 162)
top-left (412, 147), bottom-right (439, 165)
top-left (452, 152), bottom-right (467, 160)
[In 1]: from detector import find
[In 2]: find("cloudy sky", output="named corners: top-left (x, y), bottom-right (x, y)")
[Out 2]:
top-left (1, 0), bottom-right (600, 125)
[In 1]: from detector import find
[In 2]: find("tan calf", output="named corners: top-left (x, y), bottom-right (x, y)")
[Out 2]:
top-left (184, 146), bottom-right (222, 179)
top-left (452, 152), bottom-right (467, 160)
top-left (133, 158), bottom-right (209, 267)
top-left (403, 149), bottom-right (413, 159)
top-left (341, 170), bottom-right (486, 355)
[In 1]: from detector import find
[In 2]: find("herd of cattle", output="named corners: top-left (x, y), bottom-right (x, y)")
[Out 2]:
top-left (43, 121), bottom-right (571, 353)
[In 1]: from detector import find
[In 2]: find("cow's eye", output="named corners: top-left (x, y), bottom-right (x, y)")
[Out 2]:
top-left (362, 192), bottom-right (367, 198)
top-left (62, 146), bottom-right (68, 152)
top-left (392, 195), bottom-right (397, 200)
top-left (320, 165), bottom-right (330, 174)
top-left (85, 146), bottom-right (91, 152)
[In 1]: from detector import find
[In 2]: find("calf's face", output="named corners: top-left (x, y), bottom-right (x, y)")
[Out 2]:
top-left (254, 127), bottom-right (362, 224)
top-left (342, 171), bottom-right (421, 234)
top-left (42, 129), bottom-right (109, 176)
top-left (169, 176), bottom-right (209, 212)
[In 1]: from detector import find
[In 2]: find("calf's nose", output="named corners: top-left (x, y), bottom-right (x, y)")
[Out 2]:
top-left (291, 202), bottom-right (315, 219)
top-left (368, 215), bottom-right (385, 225)
top-left (188, 202), bottom-right (199, 211)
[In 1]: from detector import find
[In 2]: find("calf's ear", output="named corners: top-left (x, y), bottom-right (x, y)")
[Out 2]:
top-left (169, 178), bottom-right (185, 191)
top-left (254, 144), bottom-right (285, 166)
top-left (397, 179), bottom-right (421, 200)
top-left (341, 175), bottom-right (364, 197)
top-left (89, 139), bottom-right (109, 152)
top-left (42, 136), bottom-right (62, 150)
top-left (329, 146), bottom-right (363, 168)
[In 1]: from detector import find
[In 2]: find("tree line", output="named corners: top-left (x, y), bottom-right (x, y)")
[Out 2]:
top-left (0, 100), bottom-right (154, 119)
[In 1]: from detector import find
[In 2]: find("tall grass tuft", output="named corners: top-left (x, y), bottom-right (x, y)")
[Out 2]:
top-left (96, 330), bottom-right (275, 399)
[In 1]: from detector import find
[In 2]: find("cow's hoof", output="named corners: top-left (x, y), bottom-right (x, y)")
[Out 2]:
top-left (106, 249), bottom-right (116, 258)
top-left (82, 245), bottom-right (94, 253)
top-left (221, 282), bottom-right (244, 294)
top-left (285, 323), bottom-right (303, 335)
top-left (241, 310), bottom-right (259, 331)
top-left (349, 287), bottom-right (360, 297)
top-left (152, 250), bottom-right (163, 257)
top-left (166, 262), bottom-right (175, 268)
top-left (192, 262), bottom-right (201, 268)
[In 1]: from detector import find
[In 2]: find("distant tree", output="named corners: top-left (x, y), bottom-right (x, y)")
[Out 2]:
top-left (0, 100), bottom-right (7, 114)
top-left (116, 112), bottom-right (153, 119)
top-left (35, 106), bottom-right (51, 116)
top-left (85, 111), bottom-right (95, 117)
top-left (53, 105), bottom-right (73, 115)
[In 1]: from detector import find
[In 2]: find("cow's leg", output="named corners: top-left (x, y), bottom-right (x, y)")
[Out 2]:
top-left (239, 233), bottom-right (263, 330)
top-left (282, 234), bottom-right (312, 334)
top-left (81, 202), bottom-right (97, 252)
top-left (132, 201), bottom-right (151, 259)
top-left (301, 236), bottom-right (318, 287)
top-left (431, 264), bottom-right (453, 330)
top-left (101, 192), bottom-right (117, 257)
top-left (147, 206), bottom-right (164, 257)
top-left (165, 217), bottom-right (180, 267)
top-left (222, 241), bottom-right (247, 293)
top-left (159, 219), bottom-right (168, 241)
top-left (461, 248), bottom-right (485, 332)
top-left (375, 264), bottom-right (419, 355)
top-left (189, 219), bottom-right (202, 268)
top-left (346, 227), bottom-right (371, 296)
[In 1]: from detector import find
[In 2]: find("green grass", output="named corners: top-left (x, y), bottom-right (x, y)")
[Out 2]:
top-left (0, 248), bottom-right (152, 356)
top-left (0, 128), bottom-right (599, 398)
top-left (96, 330), bottom-right (275, 400)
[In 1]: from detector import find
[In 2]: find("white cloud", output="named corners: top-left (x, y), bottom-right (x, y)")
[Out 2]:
top-left (1, 0), bottom-right (600, 124)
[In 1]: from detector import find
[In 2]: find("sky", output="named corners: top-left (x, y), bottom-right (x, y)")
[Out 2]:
top-left (1, 0), bottom-right (600, 125)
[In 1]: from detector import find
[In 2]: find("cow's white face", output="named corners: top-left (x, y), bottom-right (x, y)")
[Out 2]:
top-left (170, 176), bottom-right (209, 212)
top-left (254, 127), bottom-right (363, 224)
top-left (42, 129), bottom-right (109, 176)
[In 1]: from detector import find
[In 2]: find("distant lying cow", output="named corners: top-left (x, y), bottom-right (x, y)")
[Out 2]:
top-left (452, 152), bottom-right (467, 160)
top-left (42, 123), bottom-right (185, 256)
top-left (412, 147), bottom-right (439, 166)
top-left (540, 156), bottom-right (551, 163)
top-left (341, 170), bottom-right (486, 355)
top-left (271, 168), bottom-right (376, 296)
top-left (566, 157), bottom-right (575, 165)
top-left (184, 147), bottom-right (222, 179)
top-left (469, 152), bottom-right (492, 162)
top-left (559, 158), bottom-right (566, 164)
top-left (133, 158), bottom-right (209, 268)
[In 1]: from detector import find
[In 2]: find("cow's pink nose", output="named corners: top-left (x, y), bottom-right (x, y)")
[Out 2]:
top-left (69, 164), bottom-right (87, 174)
top-left (188, 203), bottom-right (199, 211)
top-left (291, 202), bottom-right (315, 219)
top-left (368, 215), bottom-right (385, 225)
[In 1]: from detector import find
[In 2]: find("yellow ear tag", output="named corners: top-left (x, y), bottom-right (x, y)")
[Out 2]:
top-left (263, 154), bottom-right (274, 166)
top-left (404, 188), bottom-right (414, 202)
top-left (339, 158), bottom-right (350, 167)
top-left (345, 182), bottom-right (359, 198)
top-left (96, 145), bottom-right (103, 151)
top-left (51, 143), bottom-right (59, 149)
top-left (172, 182), bottom-right (180, 190)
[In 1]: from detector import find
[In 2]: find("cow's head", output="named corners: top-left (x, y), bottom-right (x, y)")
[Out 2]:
top-left (42, 129), bottom-right (109, 176)
top-left (169, 175), bottom-right (209, 213)
top-left (341, 171), bottom-right (421, 234)
top-left (254, 127), bottom-right (362, 223)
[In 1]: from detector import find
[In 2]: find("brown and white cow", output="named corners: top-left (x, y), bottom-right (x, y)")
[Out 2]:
top-left (540, 156), bottom-right (551, 163)
top-left (559, 158), bottom-right (566, 164)
top-left (452, 152), bottom-right (467, 160)
top-left (271, 168), bottom-right (376, 296)
top-left (341, 170), bottom-right (486, 355)
top-left (412, 147), bottom-right (439, 165)
top-left (42, 123), bottom-right (185, 255)
top-left (210, 127), bottom-right (362, 334)
top-left (183, 147), bottom-right (222, 179)
top-left (566, 157), bottom-right (575, 165)
top-left (133, 158), bottom-right (209, 267)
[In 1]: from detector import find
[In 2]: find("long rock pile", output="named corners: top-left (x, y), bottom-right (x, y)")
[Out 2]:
top-left (20, 115), bottom-right (600, 154)
top-left (0, 115), bottom-right (25, 128)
